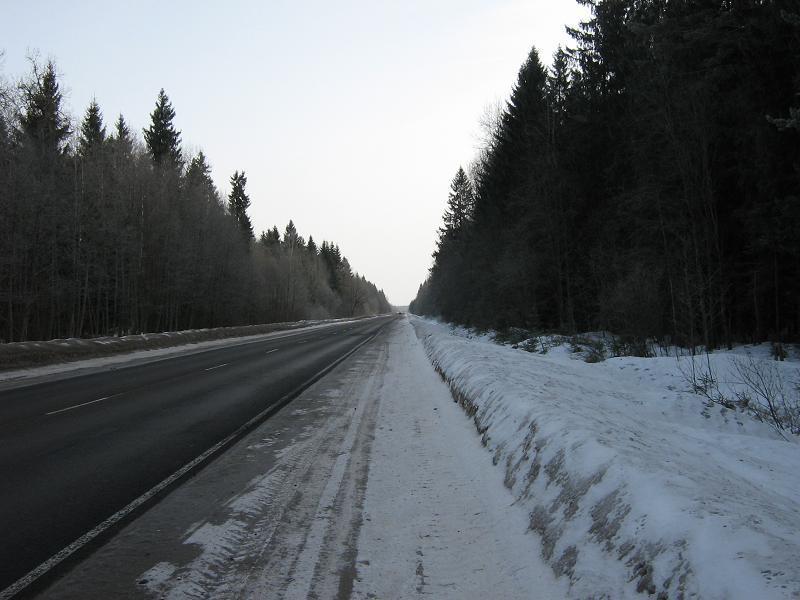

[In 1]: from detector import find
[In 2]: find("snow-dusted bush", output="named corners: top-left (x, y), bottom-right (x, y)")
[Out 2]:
top-left (732, 355), bottom-right (800, 435)
top-left (679, 352), bottom-right (800, 435)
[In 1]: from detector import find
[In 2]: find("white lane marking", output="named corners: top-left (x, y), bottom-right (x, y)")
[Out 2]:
top-left (0, 328), bottom-right (384, 600)
top-left (297, 340), bottom-right (307, 344)
top-left (204, 363), bottom-right (230, 371)
top-left (46, 395), bottom-right (116, 416)
top-left (266, 349), bottom-right (279, 354)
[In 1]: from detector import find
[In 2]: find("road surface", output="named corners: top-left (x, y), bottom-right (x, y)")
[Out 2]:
top-left (30, 317), bottom-right (564, 600)
top-left (0, 315), bottom-right (394, 596)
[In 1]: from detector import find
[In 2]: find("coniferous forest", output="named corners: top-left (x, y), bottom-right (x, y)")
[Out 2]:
top-left (412, 0), bottom-right (800, 350)
top-left (0, 60), bottom-right (391, 342)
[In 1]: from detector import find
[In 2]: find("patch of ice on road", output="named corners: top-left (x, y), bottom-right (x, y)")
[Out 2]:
top-left (353, 319), bottom-right (567, 599)
top-left (139, 561), bottom-right (178, 594)
top-left (139, 461), bottom-right (292, 599)
top-left (246, 435), bottom-right (279, 451)
top-left (411, 316), bottom-right (800, 599)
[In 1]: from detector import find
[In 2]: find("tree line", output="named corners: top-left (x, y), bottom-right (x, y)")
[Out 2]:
top-left (412, 0), bottom-right (800, 351)
top-left (0, 58), bottom-right (390, 342)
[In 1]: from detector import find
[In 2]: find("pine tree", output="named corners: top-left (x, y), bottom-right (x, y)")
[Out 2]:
top-left (440, 167), bottom-right (474, 238)
top-left (78, 99), bottom-right (106, 156)
top-left (319, 240), bottom-right (330, 263)
top-left (307, 236), bottom-right (318, 255)
top-left (260, 226), bottom-right (281, 247)
top-left (143, 89), bottom-right (182, 167)
top-left (547, 47), bottom-right (571, 125)
top-left (106, 114), bottom-right (133, 166)
top-left (19, 60), bottom-right (70, 154)
top-left (186, 151), bottom-right (219, 206)
top-left (228, 170), bottom-right (254, 242)
top-left (283, 220), bottom-right (299, 250)
top-left (186, 151), bottom-right (211, 182)
top-left (113, 114), bottom-right (132, 145)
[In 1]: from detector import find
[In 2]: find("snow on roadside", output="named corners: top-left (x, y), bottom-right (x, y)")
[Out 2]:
top-left (411, 316), bottom-right (800, 599)
top-left (353, 319), bottom-right (568, 599)
top-left (0, 317), bottom-right (370, 386)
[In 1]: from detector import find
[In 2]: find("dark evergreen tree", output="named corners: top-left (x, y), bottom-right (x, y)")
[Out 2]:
top-left (260, 226), bottom-right (281, 247)
top-left (107, 114), bottom-right (135, 205)
top-left (186, 152), bottom-right (219, 207)
top-left (228, 170), bottom-right (254, 243)
top-left (111, 114), bottom-right (132, 152)
top-left (78, 99), bottom-right (106, 156)
top-left (143, 89), bottom-right (182, 167)
top-left (283, 220), bottom-right (300, 249)
top-left (19, 60), bottom-right (70, 154)
top-left (440, 167), bottom-right (474, 236)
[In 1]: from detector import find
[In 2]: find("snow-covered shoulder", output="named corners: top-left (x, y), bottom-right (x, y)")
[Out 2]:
top-left (411, 316), bottom-right (800, 599)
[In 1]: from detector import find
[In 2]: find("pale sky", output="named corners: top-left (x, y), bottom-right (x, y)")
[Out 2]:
top-left (2, 0), bottom-right (587, 305)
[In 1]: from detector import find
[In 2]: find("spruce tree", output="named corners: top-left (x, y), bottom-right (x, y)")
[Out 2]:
top-left (19, 60), bottom-right (70, 154)
top-left (228, 170), bottom-right (254, 242)
top-left (187, 152), bottom-right (212, 184)
top-left (143, 89), bottom-right (182, 167)
top-left (78, 99), bottom-right (106, 156)
top-left (111, 114), bottom-right (133, 155)
top-left (547, 47), bottom-right (571, 124)
top-left (186, 151), bottom-right (219, 205)
top-left (440, 167), bottom-right (474, 238)
top-left (260, 226), bottom-right (281, 247)
top-left (114, 114), bottom-right (131, 144)
top-left (283, 220), bottom-right (300, 251)
top-left (283, 220), bottom-right (297, 240)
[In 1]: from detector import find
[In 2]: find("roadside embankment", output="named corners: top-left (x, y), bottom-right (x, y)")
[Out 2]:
top-left (411, 316), bottom-right (800, 599)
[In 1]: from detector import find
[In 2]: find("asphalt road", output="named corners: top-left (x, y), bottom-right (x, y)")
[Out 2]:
top-left (0, 315), bottom-right (394, 595)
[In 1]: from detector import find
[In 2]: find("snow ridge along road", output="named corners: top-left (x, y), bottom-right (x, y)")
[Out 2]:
top-left (33, 317), bottom-right (564, 599)
top-left (412, 316), bottom-right (800, 599)
top-left (0, 316), bottom-right (395, 598)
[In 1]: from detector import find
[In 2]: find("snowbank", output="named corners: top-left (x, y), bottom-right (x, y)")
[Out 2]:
top-left (0, 316), bottom-right (378, 372)
top-left (411, 317), bottom-right (800, 599)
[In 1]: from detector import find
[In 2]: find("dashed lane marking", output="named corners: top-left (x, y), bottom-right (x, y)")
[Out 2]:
top-left (46, 395), bottom-right (119, 416)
